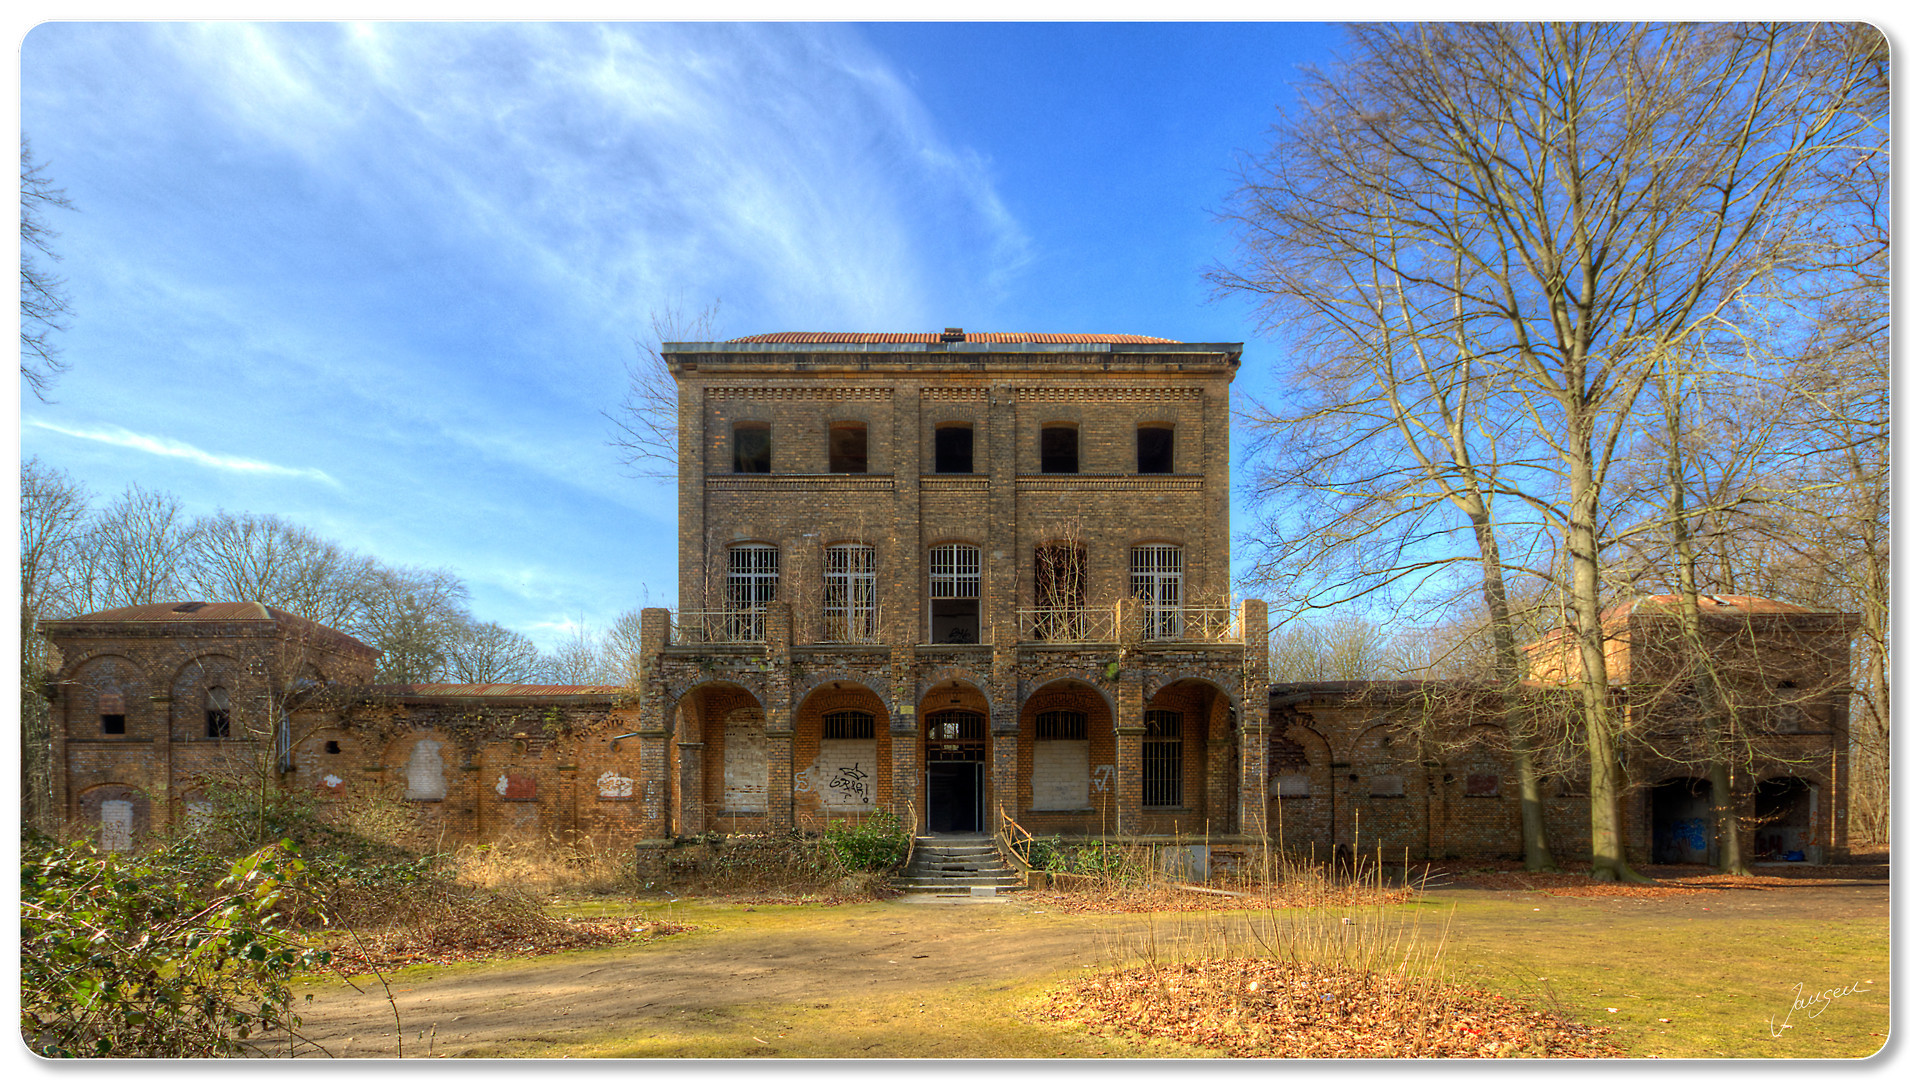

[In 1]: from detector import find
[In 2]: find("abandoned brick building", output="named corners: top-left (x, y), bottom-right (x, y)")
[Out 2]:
top-left (36, 332), bottom-right (1855, 867)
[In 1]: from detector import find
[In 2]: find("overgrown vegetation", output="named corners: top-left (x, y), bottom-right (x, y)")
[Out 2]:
top-left (20, 832), bottom-right (331, 1058)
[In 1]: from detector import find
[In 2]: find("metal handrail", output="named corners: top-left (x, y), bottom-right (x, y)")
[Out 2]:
top-left (1016, 606), bottom-right (1118, 643)
top-left (994, 801), bottom-right (1036, 884)
top-left (1142, 604), bottom-right (1241, 643)
top-left (670, 608), bottom-right (767, 645)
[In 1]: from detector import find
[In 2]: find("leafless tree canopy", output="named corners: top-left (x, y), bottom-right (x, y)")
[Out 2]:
top-left (606, 301), bottom-right (721, 478)
top-left (20, 136), bottom-right (77, 402)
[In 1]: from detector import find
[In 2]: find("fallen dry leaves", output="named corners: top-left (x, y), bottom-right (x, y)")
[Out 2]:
top-left (1045, 958), bottom-right (1623, 1058)
top-left (324, 916), bottom-right (688, 977)
top-left (1022, 883), bottom-right (1415, 915)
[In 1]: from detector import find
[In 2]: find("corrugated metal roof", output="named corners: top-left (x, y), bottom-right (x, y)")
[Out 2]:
top-left (726, 332), bottom-right (1182, 345)
top-left (54, 601), bottom-right (379, 657)
top-left (369, 683), bottom-right (631, 698)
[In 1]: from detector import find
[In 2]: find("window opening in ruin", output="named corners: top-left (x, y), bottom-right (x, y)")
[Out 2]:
top-left (823, 710), bottom-right (876, 739)
top-left (1142, 710), bottom-right (1183, 807)
top-left (733, 422), bottom-right (772, 473)
top-left (1466, 773), bottom-right (1502, 798)
top-left (1040, 424), bottom-right (1079, 473)
top-left (935, 424), bottom-right (974, 473)
top-left (1032, 543), bottom-right (1086, 639)
top-left (726, 544), bottom-right (779, 641)
top-left (928, 543), bottom-right (981, 643)
top-left (1131, 543), bottom-right (1184, 639)
top-left (1035, 710), bottom-right (1086, 740)
top-left (99, 691), bottom-right (125, 736)
top-left (829, 422), bottom-right (869, 473)
top-left (925, 709), bottom-right (986, 761)
top-left (325, 740), bottom-right (341, 754)
top-left (1137, 424), bottom-right (1174, 473)
top-left (204, 685), bottom-right (231, 739)
top-left (822, 543), bottom-right (878, 642)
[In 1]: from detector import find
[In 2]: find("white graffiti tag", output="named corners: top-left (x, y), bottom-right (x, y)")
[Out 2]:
top-left (1091, 764), bottom-right (1116, 792)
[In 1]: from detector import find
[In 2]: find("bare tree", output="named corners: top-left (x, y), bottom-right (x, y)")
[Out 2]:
top-left (20, 136), bottom-right (77, 402)
top-left (351, 566), bottom-right (471, 685)
top-left (605, 301), bottom-right (721, 478)
top-left (445, 621), bottom-right (544, 684)
top-left (20, 458), bottom-right (91, 828)
top-left (72, 484), bottom-right (194, 611)
top-left (1217, 23), bottom-right (1880, 880)
top-left (540, 625), bottom-right (620, 686)
top-left (183, 511), bottom-right (378, 630)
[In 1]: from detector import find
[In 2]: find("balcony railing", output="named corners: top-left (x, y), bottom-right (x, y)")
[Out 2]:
top-left (671, 609), bottom-right (767, 645)
top-left (1017, 606), bottom-right (1119, 644)
top-left (1153, 605), bottom-right (1241, 643)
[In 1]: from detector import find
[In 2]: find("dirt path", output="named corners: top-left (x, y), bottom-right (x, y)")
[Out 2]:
top-left (293, 879), bottom-right (1889, 1058)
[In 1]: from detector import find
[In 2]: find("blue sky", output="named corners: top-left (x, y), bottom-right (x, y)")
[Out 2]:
top-left (18, 21), bottom-right (1343, 650)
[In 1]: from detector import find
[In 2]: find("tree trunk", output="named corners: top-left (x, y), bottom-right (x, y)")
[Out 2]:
top-left (1469, 512), bottom-right (1557, 871)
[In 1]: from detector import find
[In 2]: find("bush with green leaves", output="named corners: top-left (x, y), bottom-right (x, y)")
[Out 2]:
top-left (819, 809), bottom-right (910, 873)
top-left (19, 832), bottom-right (331, 1058)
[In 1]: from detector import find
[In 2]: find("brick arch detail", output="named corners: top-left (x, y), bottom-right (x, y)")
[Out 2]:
top-left (1019, 671), bottom-right (1115, 714)
top-left (1142, 671), bottom-right (1240, 705)
top-left (793, 670), bottom-right (891, 713)
top-left (917, 667), bottom-right (993, 715)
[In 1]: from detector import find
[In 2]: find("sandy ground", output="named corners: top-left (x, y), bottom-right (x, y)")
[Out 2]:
top-left (291, 873), bottom-right (1888, 1059)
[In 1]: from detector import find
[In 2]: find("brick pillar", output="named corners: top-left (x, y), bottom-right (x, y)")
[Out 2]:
top-left (764, 602), bottom-right (796, 832)
top-left (988, 617), bottom-right (1018, 831)
top-left (1238, 599), bottom-right (1270, 838)
top-left (1114, 676), bottom-right (1144, 836)
top-left (889, 640), bottom-right (919, 829)
top-left (1425, 763), bottom-right (1448, 858)
top-left (637, 608), bottom-right (673, 838)
top-left (677, 742), bottom-right (705, 834)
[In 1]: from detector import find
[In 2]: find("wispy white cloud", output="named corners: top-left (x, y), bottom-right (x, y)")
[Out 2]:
top-left (26, 419), bottom-right (341, 486)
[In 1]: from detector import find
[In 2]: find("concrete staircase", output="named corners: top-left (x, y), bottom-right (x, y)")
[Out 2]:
top-left (893, 835), bottom-right (1022, 894)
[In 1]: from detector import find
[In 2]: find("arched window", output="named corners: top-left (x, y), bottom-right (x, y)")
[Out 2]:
top-left (733, 422), bottom-right (772, 473)
top-left (927, 543), bottom-right (981, 643)
top-left (823, 544), bottom-right (877, 643)
top-left (1130, 544), bottom-right (1183, 639)
top-left (725, 544), bottom-right (779, 641)
top-left (204, 686), bottom-right (231, 739)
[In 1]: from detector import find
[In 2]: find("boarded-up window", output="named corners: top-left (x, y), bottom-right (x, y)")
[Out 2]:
top-left (405, 739), bottom-right (447, 801)
top-left (598, 772), bottom-right (635, 799)
top-left (817, 740), bottom-right (877, 807)
top-left (1466, 773), bottom-right (1502, 798)
top-left (1275, 773), bottom-right (1311, 797)
top-left (1369, 774), bottom-right (1404, 798)
top-left (184, 801), bottom-right (215, 831)
top-left (496, 774), bottom-right (536, 800)
top-left (723, 708), bottom-right (767, 811)
top-left (100, 800), bottom-right (134, 851)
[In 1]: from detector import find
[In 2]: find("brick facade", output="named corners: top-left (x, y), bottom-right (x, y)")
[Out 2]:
top-left (34, 338), bottom-right (1855, 868)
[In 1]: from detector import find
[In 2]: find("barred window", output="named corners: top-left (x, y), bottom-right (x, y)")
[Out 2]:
top-left (1142, 709), bottom-right (1183, 808)
top-left (726, 544), bottom-right (779, 641)
top-left (205, 685), bottom-right (231, 739)
top-left (823, 710), bottom-right (876, 740)
top-left (928, 543), bottom-right (981, 643)
top-left (823, 543), bottom-right (877, 642)
top-left (1131, 544), bottom-right (1183, 640)
top-left (1034, 710), bottom-right (1086, 740)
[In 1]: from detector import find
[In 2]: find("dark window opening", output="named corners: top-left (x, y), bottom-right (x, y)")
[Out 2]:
top-left (733, 423), bottom-right (772, 473)
top-left (1142, 710), bottom-right (1183, 807)
top-left (829, 422), bottom-right (868, 473)
top-left (1465, 773), bottom-right (1502, 798)
top-left (934, 425), bottom-right (974, 474)
top-left (325, 740), bottom-right (342, 754)
top-left (1035, 710), bottom-right (1086, 740)
top-left (205, 686), bottom-right (231, 739)
top-left (1137, 425), bottom-right (1174, 473)
top-left (1040, 425), bottom-right (1078, 474)
top-left (823, 710), bottom-right (876, 740)
top-left (102, 714), bottom-right (126, 736)
top-left (928, 543), bottom-right (982, 643)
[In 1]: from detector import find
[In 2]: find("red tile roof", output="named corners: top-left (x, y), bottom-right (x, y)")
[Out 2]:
top-left (53, 601), bottom-right (379, 657)
top-left (369, 683), bottom-right (630, 698)
top-left (726, 332), bottom-right (1182, 345)
top-left (1608, 594), bottom-right (1816, 617)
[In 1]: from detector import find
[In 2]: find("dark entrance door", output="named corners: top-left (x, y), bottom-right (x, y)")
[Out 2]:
top-left (1652, 778), bottom-right (1713, 864)
top-left (925, 709), bottom-right (986, 833)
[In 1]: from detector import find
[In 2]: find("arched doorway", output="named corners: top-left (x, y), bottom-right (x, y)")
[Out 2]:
top-left (924, 709), bottom-right (986, 833)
